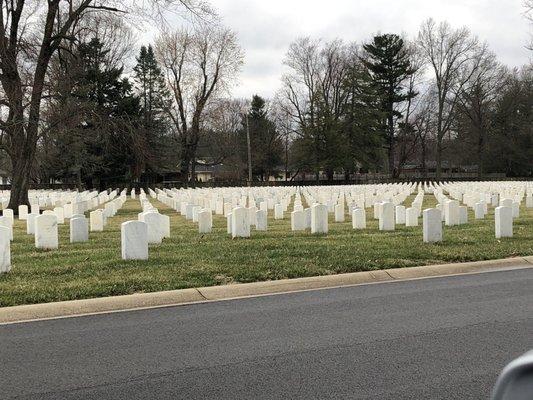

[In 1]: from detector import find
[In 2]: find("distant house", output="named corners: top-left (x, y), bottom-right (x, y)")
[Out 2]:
top-left (194, 162), bottom-right (215, 182)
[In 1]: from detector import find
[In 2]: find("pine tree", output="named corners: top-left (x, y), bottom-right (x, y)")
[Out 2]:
top-left (44, 37), bottom-right (142, 189)
top-left (342, 61), bottom-right (385, 174)
top-left (363, 34), bottom-right (417, 177)
top-left (241, 95), bottom-right (284, 181)
top-left (133, 45), bottom-right (172, 181)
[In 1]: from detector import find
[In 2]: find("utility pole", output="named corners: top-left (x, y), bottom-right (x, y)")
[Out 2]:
top-left (285, 111), bottom-right (289, 182)
top-left (246, 112), bottom-right (252, 187)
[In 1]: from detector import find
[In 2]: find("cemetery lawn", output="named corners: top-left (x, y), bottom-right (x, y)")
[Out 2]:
top-left (1, 196), bottom-right (532, 307)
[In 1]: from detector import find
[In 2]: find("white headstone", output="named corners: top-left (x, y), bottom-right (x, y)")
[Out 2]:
top-left (192, 206), bottom-right (202, 223)
top-left (395, 205), bottom-right (406, 225)
top-left (304, 208), bottom-right (311, 229)
top-left (274, 204), bottom-right (284, 220)
top-left (159, 214), bottom-right (171, 238)
top-left (352, 208), bottom-right (366, 229)
top-left (35, 214), bottom-right (58, 249)
top-left (226, 212), bottom-right (233, 234)
top-left (405, 207), bottom-right (418, 227)
top-left (198, 210), bottom-right (212, 233)
top-left (291, 210), bottom-right (306, 231)
top-left (495, 206), bottom-right (513, 238)
top-left (255, 210), bottom-right (267, 231)
top-left (474, 202), bottom-right (485, 219)
top-left (26, 213), bottom-right (37, 235)
top-left (18, 205), bottom-right (28, 220)
top-left (444, 200), bottom-right (459, 226)
top-left (231, 207), bottom-right (250, 238)
top-left (458, 206), bottom-right (468, 225)
top-left (311, 204), bottom-right (328, 234)
top-left (379, 202), bottom-right (395, 231)
top-left (334, 204), bottom-right (345, 222)
top-left (423, 208), bottom-right (442, 243)
top-left (0, 216), bottom-right (13, 240)
top-left (185, 204), bottom-right (194, 220)
top-left (142, 212), bottom-right (165, 244)
top-left (0, 216), bottom-right (13, 241)
top-left (70, 216), bottom-right (89, 243)
top-left (3, 209), bottom-right (14, 225)
top-left (53, 206), bottom-right (65, 224)
top-left (248, 206), bottom-right (257, 226)
top-left (0, 226), bottom-right (11, 273)
top-left (121, 220), bottom-right (148, 260)
top-left (90, 210), bottom-right (104, 231)
top-left (63, 203), bottom-right (73, 219)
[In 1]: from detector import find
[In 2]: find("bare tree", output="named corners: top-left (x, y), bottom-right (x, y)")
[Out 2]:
top-left (280, 38), bottom-right (349, 181)
top-left (455, 51), bottom-right (507, 177)
top-left (198, 98), bottom-right (245, 172)
top-left (525, 0), bottom-right (533, 49)
top-left (0, 0), bottom-right (211, 210)
top-left (156, 24), bottom-right (243, 183)
top-left (417, 18), bottom-right (487, 178)
top-left (412, 88), bottom-right (438, 176)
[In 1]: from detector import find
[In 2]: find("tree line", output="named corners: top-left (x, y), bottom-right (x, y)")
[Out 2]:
top-left (0, 1), bottom-right (531, 211)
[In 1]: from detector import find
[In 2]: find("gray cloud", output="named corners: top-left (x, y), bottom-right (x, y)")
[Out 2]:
top-left (163, 0), bottom-right (533, 98)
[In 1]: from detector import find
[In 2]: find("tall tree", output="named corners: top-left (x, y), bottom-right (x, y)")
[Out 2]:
top-left (156, 24), bottom-right (244, 184)
top-left (0, 0), bottom-right (211, 210)
top-left (281, 38), bottom-right (349, 181)
top-left (455, 52), bottom-right (507, 177)
top-left (239, 95), bottom-right (284, 181)
top-left (487, 66), bottom-right (533, 177)
top-left (362, 34), bottom-right (417, 177)
top-left (341, 54), bottom-right (384, 175)
top-left (133, 44), bottom-right (172, 182)
top-left (417, 18), bottom-right (486, 178)
top-left (44, 37), bottom-right (142, 189)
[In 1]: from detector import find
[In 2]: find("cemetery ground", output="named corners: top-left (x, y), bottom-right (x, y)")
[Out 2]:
top-left (0, 195), bottom-right (531, 307)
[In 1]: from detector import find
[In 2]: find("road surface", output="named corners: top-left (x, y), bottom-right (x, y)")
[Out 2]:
top-left (1, 268), bottom-right (532, 399)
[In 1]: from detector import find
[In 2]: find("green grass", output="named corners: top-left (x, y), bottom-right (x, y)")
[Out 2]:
top-left (0, 195), bottom-right (531, 307)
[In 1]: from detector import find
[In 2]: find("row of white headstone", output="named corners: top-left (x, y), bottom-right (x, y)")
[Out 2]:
top-left (120, 193), bottom-right (171, 260)
top-left (147, 180), bottom-right (530, 241)
top-left (0, 191), bottom-right (126, 273)
top-left (2, 181), bottom-right (527, 265)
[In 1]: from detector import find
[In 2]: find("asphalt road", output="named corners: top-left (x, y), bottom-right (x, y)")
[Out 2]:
top-left (1, 268), bottom-right (532, 400)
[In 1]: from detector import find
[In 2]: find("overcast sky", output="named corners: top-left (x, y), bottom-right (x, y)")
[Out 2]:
top-left (170, 0), bottom-right (532, 99)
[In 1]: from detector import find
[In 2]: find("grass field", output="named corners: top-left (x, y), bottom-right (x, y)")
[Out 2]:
top-left (0, 195), bottom-right (531, 307)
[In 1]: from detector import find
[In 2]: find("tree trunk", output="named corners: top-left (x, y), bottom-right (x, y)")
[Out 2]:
top-left (388, 113), bottom-right (395, 178)
top-left (436, 139), bottom-right (442, 179)
top-left (190, 155), bottom-right (197, 188)
top-left (421, 139), bottom-right (427, 177)
top-left (179, 139), bottom-right (191, 185)
top-left (8, 156), bottom-right (31, 213)
top-left (314, 136), bottom-right (320, 183)
top-left (76, 169), bottom-right (83, 191)
top-left (477, 127), bottom-right (484, 179)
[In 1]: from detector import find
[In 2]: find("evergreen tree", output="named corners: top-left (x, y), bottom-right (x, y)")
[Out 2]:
top-left (132, 45), bottom-right (172, 182)
top-left (363, 34), bottom-right (417, 177)
top-left (342, 61), bottom-right (385, 174)
top-left (240, 95), bottom-right (284, 181)
top-left (44, 38), bottom-right (142, 189)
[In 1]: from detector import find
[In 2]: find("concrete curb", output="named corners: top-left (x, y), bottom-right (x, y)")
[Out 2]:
top-left (1, 256), bottom-right (532, 324)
